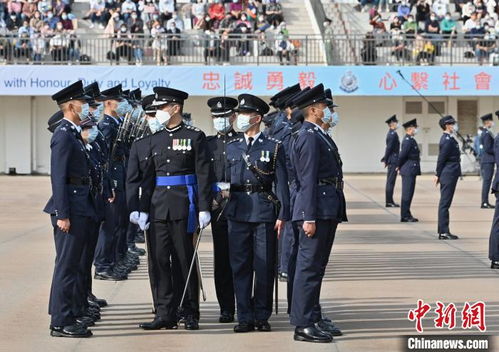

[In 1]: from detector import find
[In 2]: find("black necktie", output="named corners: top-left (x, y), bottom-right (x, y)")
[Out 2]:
top-left (246, 137), bottom-right (254, 153)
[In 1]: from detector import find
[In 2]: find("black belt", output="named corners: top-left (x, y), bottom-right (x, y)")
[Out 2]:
top-left (230, 184), bottom-right (272, 193)
top-left (318, 177), bottom-right (344, 191)
top-left (408, 158), bottom-right (420, 161)
top-left (112, 156), bottom-right (125, 162)
top-left (67, 176), bottom-right (91, 185)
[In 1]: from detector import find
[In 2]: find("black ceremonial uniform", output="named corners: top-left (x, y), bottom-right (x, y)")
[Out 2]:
top-left (480, 113), bottom-right (495, 208)
top-left (436, 117), bottom-right (461, 238)
top-left (398, 119), bottom-right (421, 222)
top-left (140, 122), bottom-right (212, 325)
top-left (381, 115), bottom-right (400, 206)
top-left (225, 94), bottom-right (290, 329)
top-left (489, 111), bottom-right (499, 268)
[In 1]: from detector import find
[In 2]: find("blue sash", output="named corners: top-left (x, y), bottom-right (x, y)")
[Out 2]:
top-left (156, 174), bottom-right (198, 233)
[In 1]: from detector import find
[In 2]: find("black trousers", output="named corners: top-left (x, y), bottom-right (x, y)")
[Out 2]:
top-left (489, 193), bottom-right (499, 261)
top-left (227, 220), bottom-right (276, 323)
top-left (49, 215), bottom-right (89, 326)
top-left (149, 218), bottom-right (199, 322)
top-left (385, 164), bottom-right (397, 204)
top-left (438, 176), bottom-right (459, 234)
top-left (289, 220), bottom-right (337, 327)
top-left (114, 190), bottom-right (129, 261)
top-left (81, 218), bottom-right (101, 304)
top-left (126, 222), bottom-right (139, 248)
top-left (144, 227), bottom-right (158, 307)
top-left (481, 163), bottom-right (494, 204)
top-left (401, 175), bottom-right (417, 219)
top-left (211, 208), bottom-right (235, 315)
top-left (286, 220), bottom-right (303, 314)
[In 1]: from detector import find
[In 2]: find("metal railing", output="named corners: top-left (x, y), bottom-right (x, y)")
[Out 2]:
top-left (0, 33), bottom-right (326, 66)
top-left (0, 33), bottom-right (497, 66)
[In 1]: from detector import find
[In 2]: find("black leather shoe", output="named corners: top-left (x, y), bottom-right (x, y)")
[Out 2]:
top-left (139, 317), bottom-right (178, 330)
top-left (316, 319), bottom-right (343, 336)
top-left (86, 309), bottom-right (101, 321)
top-left (255, 320), bottom-right (271, 332)
top-left (234, 322), bottom-right (255, 333)
top-left (88, 295), bottom-right (108, 308)
top-left (76, 316), bottom-right (95, 327)
top-left (491, 261), bottom-right (499, 269)
top-left (184, 316), bottom-right (199, 330)
top-left (386, 202), bottom-right (400, 208)
top-left (401, 217), bottom-right (419, 222)
top-left (278, 272), bottom-right (288, 282)
top-left (135, 232), bottom-right (145, 243)
top-left (219, 312), bottom-right (234, 323)
top-left (94, 271), bottom-right (126, 281)
top-left (87, 300), bottom-right (101, 311)
top-left (294, 326), bottom-right (332, 343)
top-left (128, 245), bottom-right (146, 256)
top-left (438, 233), bottom-right (459, 240)
top-left (50, 324), bottom-right (92, 338)
top-left (481, 202), bottom-right (495, 209)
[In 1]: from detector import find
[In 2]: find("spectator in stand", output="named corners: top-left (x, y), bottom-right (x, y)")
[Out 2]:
top-left (104, 11), bottom-right (121, 35)
top-left (86, 0), bottom-right (106, 29)
top-left (390, 16), bottom-right (402, 30)
top-left (128, 11), bottom-right (143, 33)
top-left (6, 12), bottom-right (22, 30)
top-left (276, 29), bottom-right (295, 65)
top-left (440, 12), bottom-right (457, 38)
top-left (255, 13), bottom-right (271, 32)
top-left (151, 20), bottom-right (166, 64)
top-left (203, 27), bottom-right (220, 64)
top-left (474, 0), bottom-right (487, 17)
top-left (68, 32), bottom-right (81, 63)
top-left (378, 0), bottom-right (389, 13)
top-left (413, 34), bottom-right (435, 64)
top-left (416, 0), bottom-right (431, 29)
top-left (475, 29), bottom-right (496, 63)
top-left (8, 0), bottom-right (23, 21)
top-left (481, 13), bottom-right (497, 28)
top-left (115, 23), bottom-right (133, 64)
top-left (45, 11), bottom-right (60, 30)
top-left (265, 0), bottom-right (283, 26)
top-left (18, 20), bottom-right (32, 36)
top-left (192, 0), bottom-right (206, 27)
top-left (425, 12), bottom-right (442, 55)
top-left (141, 0), bottom-right (159, 25)
top-left (361, 32), bottom-right (377, 64)
top-left (220, 12), bottom-right (236, 32)
top-left (208, 0), bottom-right (225, 28)
top-left (397, 0), bottom-right (412, 22)
top-left (49, 22), bottom-right (69, 61)
top-left (166, 11), bottom-right (184, 31)
top-left (391, 28), bottom-right (411, 61)
top-left (159, 0), bottom-right (175, 24)
top-left (60, 12), bottom-right (73, 30)
top-left (230, 0), bottom-right (243, 19)
top-left (53, 0), bottom-right (68, 18)
top-left (432, 0), bottom-right (449, 20)
top-left (464, 12), bottom-right (481, 35)
top-left (166, 21), bottom-right (181, 56)
top-left (23, 0), bottom-right (38, 21)
top-left (369, 8), bottom-right (386, 32)
top-left (246, 0), bottom-right (259, 25)
top-left (193, 12), bottom-right (210, 30)
top-left (462, 2), bottom-right (476, 22)
top-left (31, 30), bottom-right (46, 62)
top-left (121, 0), bottom-right (137, 22)
top-left (37, 0), bottom-right (52, 15)
top-left (30, 11), bottom-right (44, 31)
top-left (403, 15), bottom-right (418, 37)
top-left (14, 31), bottom-right (32, 60)
top-left (236, 13), bottom-right (252, 28)
top-left (0, 0), bottom-right (6, 20)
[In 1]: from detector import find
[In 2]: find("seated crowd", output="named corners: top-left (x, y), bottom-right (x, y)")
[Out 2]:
top-left (360, 0), bottom-right (499, 65)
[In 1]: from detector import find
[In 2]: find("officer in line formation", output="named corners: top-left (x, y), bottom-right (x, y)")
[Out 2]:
top-left (45, 81), bottom-right (155, 337)
top-left (488, 111), bottom-right (499, 269)
top-left (45, 80), bottom-right (347, 342)
top-left (381, 115), bottom-right (400, 208)
top-left (479, 113), bottom-right (496, 209)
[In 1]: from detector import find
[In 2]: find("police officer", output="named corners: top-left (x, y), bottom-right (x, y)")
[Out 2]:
top-left (479, 113), bottom-right (495, 209)
top-left (381, 115), bottom-right (400, 208)
top-left (43, 81), bottom-right (95, 338)
top-left (206, 96), bottom-right (238, 323)
top-left (225, 94), bottom-right (290, 333)
top-left (435, 116), bottom-right (461, 240)
top-left (94, 84), bottom-right (129, 281)
top-left (288, 84), bottom-right (347, 343)
top-left (489, 110), bottom-right (499, 269)
top-left (126, 94), bottom-right (163, 309)
top-left (138, 87), bottom-right (213, 330)
top-left (398, 119), bottom-right (421, 222)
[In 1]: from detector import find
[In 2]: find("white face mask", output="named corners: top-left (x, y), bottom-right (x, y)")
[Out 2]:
top-left (116, 101), bottom-right (130, 116)
top-left (147, 117), bottom-right (163, 134)
top-left (414, 128), bottom-right (419, 135)
top-left (236, 114), bottom-right (254, 132)
top-left (453, 123), bottom-right (459, 133)
top-left (156, 109), bottom-right (171, 125)
top-left (94, 103), bottom-right (104, 120)
top-left (87, 126), bottom-right (99, 143)
top-left (213, 117), bottom-right (231, 133)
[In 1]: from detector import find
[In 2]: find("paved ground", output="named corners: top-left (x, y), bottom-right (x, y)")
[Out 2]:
top-left (0, 175), bottom-right (498, 352)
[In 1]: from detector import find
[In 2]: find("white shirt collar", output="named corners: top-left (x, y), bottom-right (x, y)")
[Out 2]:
top-left (244, 132), bottom-right (261, 145)
top-left (63, 118), bottom-right (81, 133)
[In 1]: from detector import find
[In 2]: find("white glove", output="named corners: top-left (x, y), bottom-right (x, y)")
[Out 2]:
top-left (138, 212), bottom-right (150, 231)
top-left (198, 211), bottom-right (211, 229)
top-left (129, 211), bottom-right (140, 224)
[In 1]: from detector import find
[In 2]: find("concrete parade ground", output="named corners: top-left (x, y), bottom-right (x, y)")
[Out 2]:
top-left (0, 175), bottom-right (498, 352)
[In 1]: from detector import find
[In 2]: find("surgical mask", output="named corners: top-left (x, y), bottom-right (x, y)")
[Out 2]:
top-left (236, 114), bottom-right (254, 132)
top-left (453, 123), bottom-right (459, 133)
top-left (62, 14), bottom-right (67, 20)
top-left (321, 107), bottom-right (333, 125)
top-left (94, 103), bottom-right (104, 119)
top-left (132, 107), bottom-right (143, 120)
top-left (414, 128), bottom-right (419, 135)
top-left (331, 112), bottom-right (340, 127)
top-left (147, 117), bottom-right (163, 133)
top-left (78, 103), bottom-right (90, 121)
top-left (116, 101), bottom-right (130, 116)
top-left (87, 126), bottom-right (99, 143)
top-left (213, 117), bottom-right (231, 133)
top-left (156, 109), bottom-right (171, 125)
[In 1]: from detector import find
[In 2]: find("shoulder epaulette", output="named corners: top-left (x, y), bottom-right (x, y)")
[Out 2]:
top-left (228, 137), bottom-right (243, 144)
